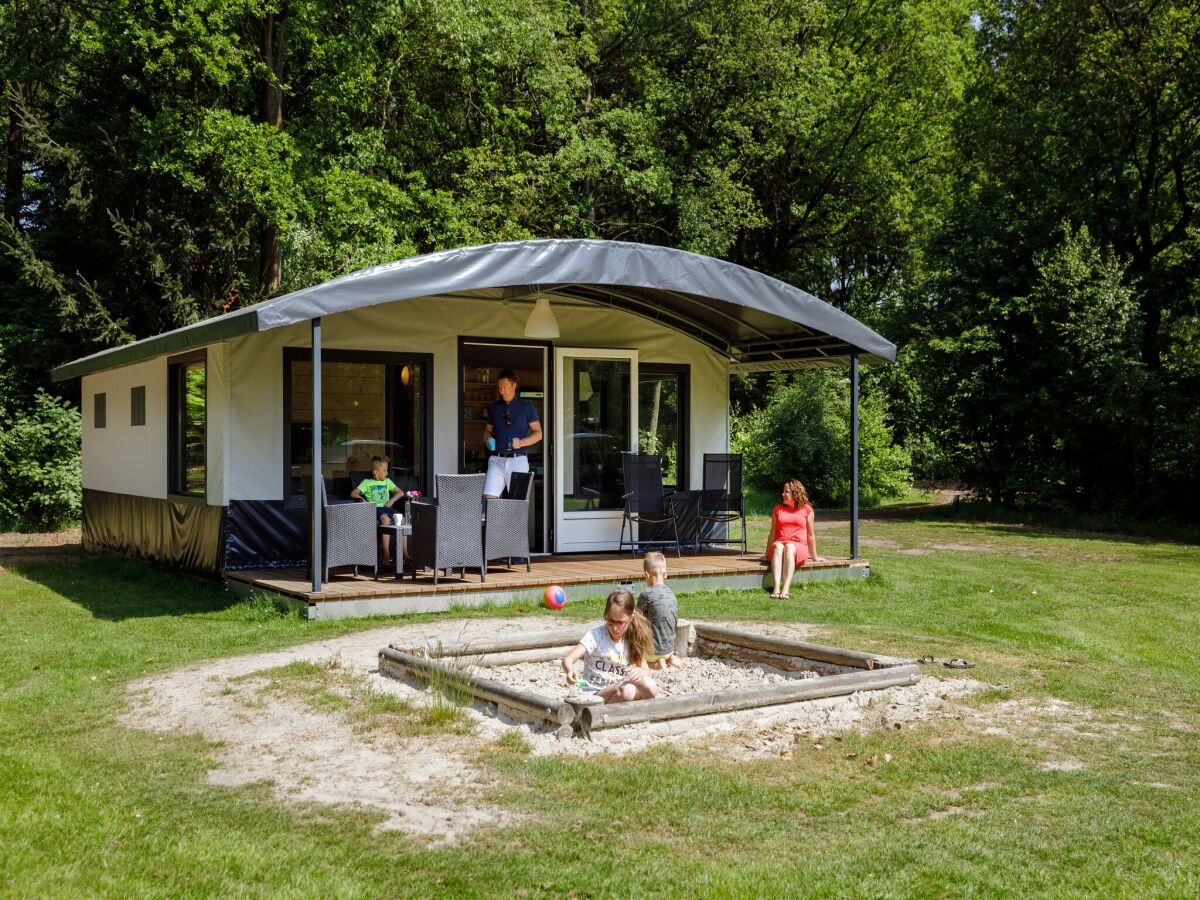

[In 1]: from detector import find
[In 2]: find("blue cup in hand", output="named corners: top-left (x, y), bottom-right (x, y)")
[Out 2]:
top-left (486, 436), bottom-right (496, 452)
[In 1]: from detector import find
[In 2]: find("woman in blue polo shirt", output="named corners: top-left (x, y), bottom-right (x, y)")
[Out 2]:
top-left (483, 368), bottom-right (542, 499)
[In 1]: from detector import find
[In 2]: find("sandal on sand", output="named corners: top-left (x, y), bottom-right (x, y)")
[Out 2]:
top-left (944, 658), bottom-right (976, 669)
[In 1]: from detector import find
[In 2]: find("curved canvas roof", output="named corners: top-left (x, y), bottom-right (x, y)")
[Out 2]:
top-left (52, 239), bottom-right (896, 381)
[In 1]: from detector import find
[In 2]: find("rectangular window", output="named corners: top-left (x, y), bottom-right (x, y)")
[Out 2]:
top-left (285, 350), bottom-right (430, 502)
top-left (563, 357), bottom-right (631, 511)
top-left (94, 393), bottom-right (107, 429)
top-left (638, 365), bottom-right (689, 490)
top-left (131, 386), bottom-right (146, 426)
top-left (169, 352), bottom-right (206, 497)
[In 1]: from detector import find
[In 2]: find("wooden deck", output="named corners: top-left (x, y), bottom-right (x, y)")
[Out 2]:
top-left (225, 551), bottom-right (870, 620)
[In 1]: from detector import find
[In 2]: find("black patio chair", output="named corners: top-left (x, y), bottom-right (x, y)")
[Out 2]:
top-left (409, 473), bottom-right (486, 584)
top-left (308, 476), bottom-right (379, 582)
top-left (619, 452), bottom-right (681, 557)
top-left (697, 453), bottom-right (747, 553)
top-left (484, 471), bottom-right (533, 574)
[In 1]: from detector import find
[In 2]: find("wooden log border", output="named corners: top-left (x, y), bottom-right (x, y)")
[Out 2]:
top-left (399, 628), bottom-right (583, 659)
top-left (693, 623), bottom-right (910, 671)
top-left (696, 638), bottom-right (854, 676)
top-left (582, 664), bottom-right (922, 731)
top-left (443, 646), bottom-right (573, 667)
top-left (381, 622), bottom-right (920, 734)
top-left (378, 647), bottom-right (573, 726)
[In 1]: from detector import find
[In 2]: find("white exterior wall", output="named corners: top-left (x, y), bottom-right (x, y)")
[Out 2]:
top-left (82, 359), bottom-right (169, 499)
top-left (225, 295), bottom-right (728, 502)
top-left (81, 348), bottom-right (231, 506)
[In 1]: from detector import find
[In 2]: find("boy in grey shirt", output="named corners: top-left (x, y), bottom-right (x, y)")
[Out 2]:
top-left (637, 552), bottom-right (687, 669)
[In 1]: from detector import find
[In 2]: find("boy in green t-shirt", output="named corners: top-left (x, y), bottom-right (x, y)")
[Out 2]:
top-left (351, 456), bottom-right (405, 566)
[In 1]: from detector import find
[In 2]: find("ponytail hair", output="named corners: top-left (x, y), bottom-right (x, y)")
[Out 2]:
top-left (604, 588), bottom-right (652, 666)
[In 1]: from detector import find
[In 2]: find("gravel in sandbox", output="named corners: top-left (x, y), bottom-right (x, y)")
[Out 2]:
top-left (473, 654), bottom-right (819, 698)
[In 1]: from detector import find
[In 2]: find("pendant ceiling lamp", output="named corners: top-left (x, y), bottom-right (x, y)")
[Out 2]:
top-left (523, 295), bottom-right (560, 339)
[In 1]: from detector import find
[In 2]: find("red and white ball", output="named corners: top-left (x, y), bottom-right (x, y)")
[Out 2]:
top-left (543, 584), bottom-right (566, 610)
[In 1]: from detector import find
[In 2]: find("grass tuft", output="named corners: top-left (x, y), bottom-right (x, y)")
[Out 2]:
top-left (220, 590), bottom-right (302, 622)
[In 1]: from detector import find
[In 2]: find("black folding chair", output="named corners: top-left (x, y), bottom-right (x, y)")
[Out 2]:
top-left (618, 452), bottom-right (681, 557)
top-left (697, 453), bottom-right (747, 553)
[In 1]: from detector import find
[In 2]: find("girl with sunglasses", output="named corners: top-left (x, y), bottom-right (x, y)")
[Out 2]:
top-left (764, 479), bottom-right (823, 599)
top-left (561, 589), bottom-right (657, 703)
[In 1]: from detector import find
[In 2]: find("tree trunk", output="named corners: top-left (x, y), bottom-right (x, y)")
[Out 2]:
top-left (256, 11), bottom-right (285, 298)
top-left (647, 380), bottom-right (662, 446)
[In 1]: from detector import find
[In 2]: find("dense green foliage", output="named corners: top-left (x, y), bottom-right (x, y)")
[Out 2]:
top-left (889, 0), bottom-right (1200, 517)
top-left (0, 388), bottom-right (81, 530)
top-left (1, 0), bottom-right (1196, 522)
top-left (732, 370), bottom-right (911, 507)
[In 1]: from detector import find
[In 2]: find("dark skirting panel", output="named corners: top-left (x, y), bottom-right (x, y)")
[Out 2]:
top-left (82, 488), bottom-right (225, 577)
top-left (224, 500), bottom-right (309, 570)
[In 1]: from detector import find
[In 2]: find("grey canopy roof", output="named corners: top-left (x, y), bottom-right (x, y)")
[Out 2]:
top-left (52, 239), bottom-right (895, 381)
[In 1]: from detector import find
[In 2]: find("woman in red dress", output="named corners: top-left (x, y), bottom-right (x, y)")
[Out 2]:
top-left (764, 479), bottom-right (823, 599)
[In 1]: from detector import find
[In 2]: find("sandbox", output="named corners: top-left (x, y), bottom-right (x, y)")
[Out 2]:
top-left (378, 622), bottom-right (920, 735)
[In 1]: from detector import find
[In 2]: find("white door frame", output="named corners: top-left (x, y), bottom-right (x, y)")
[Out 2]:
top-left (553, 346), bottom-right (638, 553)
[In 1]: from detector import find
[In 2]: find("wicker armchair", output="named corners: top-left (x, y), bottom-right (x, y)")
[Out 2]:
top-left (310, 476), bottom-right (379, 582)
top-left (409, 473), bottom-right (486, 584)
top-left (697, 453), bottom-right (747, 553)
top-left (618, 452), bottom-right (682, 557)
top-left (484, 471), bottom-right (533, 574)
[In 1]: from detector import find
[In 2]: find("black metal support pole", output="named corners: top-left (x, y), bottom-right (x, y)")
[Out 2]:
top-left (850, 351), bottom-right (860, 561)
top-left (311, 317), bottom-right (323, 594)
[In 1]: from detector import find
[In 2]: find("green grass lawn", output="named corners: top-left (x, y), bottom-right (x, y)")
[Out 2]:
top-left (1, 516), bottom-right (1198, 897)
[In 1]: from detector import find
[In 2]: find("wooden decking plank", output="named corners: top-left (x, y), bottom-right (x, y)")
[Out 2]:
top-left (226, 550), bottom-right (860, 605)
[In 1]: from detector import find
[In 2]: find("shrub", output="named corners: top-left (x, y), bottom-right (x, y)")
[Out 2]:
top-left (0, 390), bottom-right (82, 531)
top-left (731, 371), bottom-right (911, 507)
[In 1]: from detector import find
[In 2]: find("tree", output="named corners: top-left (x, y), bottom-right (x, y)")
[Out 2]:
top-left (732, 370), bottom-right (911, 507)
top-left (893, 0), bottom-right (1200, 516)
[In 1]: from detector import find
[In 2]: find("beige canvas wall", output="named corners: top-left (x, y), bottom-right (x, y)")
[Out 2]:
top-left (225, 295), bottom-right (729, 502)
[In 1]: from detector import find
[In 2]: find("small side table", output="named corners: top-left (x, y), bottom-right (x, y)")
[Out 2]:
top-left (377, 521), bottom-right (412, 580)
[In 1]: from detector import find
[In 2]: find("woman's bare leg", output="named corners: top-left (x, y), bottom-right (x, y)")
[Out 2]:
top-left (770, 541), bottom-right (785, 597)
top-left (780, 544), bottom-right (797, 597)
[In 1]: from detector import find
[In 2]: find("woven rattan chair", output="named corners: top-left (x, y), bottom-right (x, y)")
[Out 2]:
top-left (310, 476), bottom-right (379, 581)
top-left (618, 452), bottom-right (681, 557)
top-left (484, 471), bottom-right (533, 574)
top-left (409, 473), bottom-right (486, 584)
top-left (697, 453), bottom-right (747, 553)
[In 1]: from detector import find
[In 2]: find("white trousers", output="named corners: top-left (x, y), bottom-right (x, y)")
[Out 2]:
top-left (484, 454), bottom-right (529, 497)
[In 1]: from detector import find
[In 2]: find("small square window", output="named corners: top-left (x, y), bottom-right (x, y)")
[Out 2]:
top-left (131, 386), bottom-right (146, 426)
top-left (94, 393), bottom-right (107, 429)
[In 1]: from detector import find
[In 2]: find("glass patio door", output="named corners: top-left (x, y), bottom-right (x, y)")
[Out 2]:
top-left (553, 347), bottom-right (637, 552)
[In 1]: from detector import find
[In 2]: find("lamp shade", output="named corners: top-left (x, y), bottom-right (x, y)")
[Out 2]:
top-left (523, 295), bottom-right (560, 339)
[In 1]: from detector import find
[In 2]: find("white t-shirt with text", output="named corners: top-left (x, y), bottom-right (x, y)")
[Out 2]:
top-left (577, 624), bottom-right (630, 692)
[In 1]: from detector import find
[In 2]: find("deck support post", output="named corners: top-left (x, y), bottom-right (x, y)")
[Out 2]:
top-left (850, 350), bottom-right (860, 561)
top-left (310, 316), bottom-right (323, 594)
